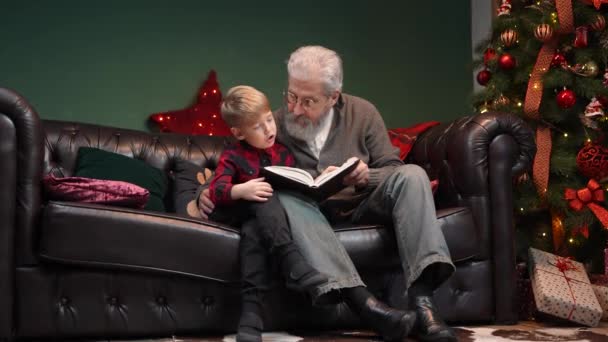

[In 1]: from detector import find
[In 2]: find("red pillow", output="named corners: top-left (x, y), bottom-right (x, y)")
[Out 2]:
top-left (388, 121), bottom-right (441, 160)
top-left (430, 179), bottom-right (439, 194)
top-left (43, 175), bottom-right (150, 209)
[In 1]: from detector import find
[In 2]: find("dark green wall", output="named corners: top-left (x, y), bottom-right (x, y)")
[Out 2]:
top-left (2, 1), bottom-right (472, 131)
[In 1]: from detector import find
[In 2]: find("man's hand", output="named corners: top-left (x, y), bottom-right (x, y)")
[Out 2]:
top-left (320, 165), bottom-right (339, 176)
top-left (198, 188), bottom-right (215, 219)
top-left (231, 178), bottom-right (273, 202)
top-left (343, 159), bottom-right (369, 188)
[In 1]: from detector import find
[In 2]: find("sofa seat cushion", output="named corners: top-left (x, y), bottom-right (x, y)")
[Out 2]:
top-left (39, 201), bottom-right (242, 283)
top-left (334, 206), bottom-right (478, 269)
top-left (39, 202), bottom-right (477, 283)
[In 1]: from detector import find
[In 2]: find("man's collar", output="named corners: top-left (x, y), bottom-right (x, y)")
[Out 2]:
top-left (335, 93), bottom-right (344, 110)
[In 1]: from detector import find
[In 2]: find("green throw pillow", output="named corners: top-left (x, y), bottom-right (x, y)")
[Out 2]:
top-left (74, 147), bottom-right (167, 212)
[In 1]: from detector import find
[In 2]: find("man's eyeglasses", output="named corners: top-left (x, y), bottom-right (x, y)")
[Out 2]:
top-left (283, 91), bottom-right (325, 110)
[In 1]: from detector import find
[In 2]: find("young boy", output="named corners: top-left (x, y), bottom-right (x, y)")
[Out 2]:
top-left (206, 86), bottom-right (326, 342)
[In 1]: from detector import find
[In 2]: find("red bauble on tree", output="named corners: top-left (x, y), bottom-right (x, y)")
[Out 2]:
top-left (551, 52), bottom-right (567, 68)
top-left (577, 143), bottom-right (608, 182)
top-left (574, 26), bottom-right (589, 48)
top-left (483, 48), bottom-right (497, 65)
top-left (149, 70), bottom-right (231, 136)
top-left (498, 53), bottom-right (516, 70)
top-left (476, 69), bottom-right (492, 86)
top-left (556, 88), bottom-right (576, 109)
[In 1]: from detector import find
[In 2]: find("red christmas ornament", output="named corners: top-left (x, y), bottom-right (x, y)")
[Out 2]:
top-left (498, 53), bottom-right (516, 70)
top-left (556, 88), bottom-right (576, 109)
top-left (149, 70), bottom-right (230, 136)
top-left (551, 53), bottom-right (567, 68)
top-left (577, 143), bottom-right (608, 182)
top-left (476, 69), bottom-right (492, 86)
top-left (590, 14), bottom-right (606, 31)
top-left (574, 26), bottom-right (589, 48)
top-left (483, 48), bottom-right (497, 65)
top-left (534, 24), bottom-right (554, 42)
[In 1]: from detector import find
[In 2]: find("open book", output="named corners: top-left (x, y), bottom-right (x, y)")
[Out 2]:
top-left (262, 157), bottom-right (360, 200)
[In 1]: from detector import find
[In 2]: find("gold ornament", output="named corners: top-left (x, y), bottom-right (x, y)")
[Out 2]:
top-left (493, 94), bottom-right (510, 107)
top-left (569, 60), bottom-right (600, 77)
top-left (551, 210), bottom-right (565, 253)
top-left (590, 14), bottom-right (606, 31)
top-left (500, 29), bottom-right (519, 47)
top-left (534, 24), bottom-right (554, 42)
top-left (478, 102), bottom-right (490, 113)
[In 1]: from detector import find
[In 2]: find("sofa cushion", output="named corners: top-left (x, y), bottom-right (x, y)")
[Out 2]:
top-left (39, 202), bottom-right (478, 283)
top-left (74, 147), bottom-right (167, 212)
top-left (39, 201), bottom-right (241, 282)
top-left (334, 206), bottom-right (478, 269)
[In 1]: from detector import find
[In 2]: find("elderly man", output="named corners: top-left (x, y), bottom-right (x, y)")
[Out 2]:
top-left (200, 45), bottom-right (456, 342)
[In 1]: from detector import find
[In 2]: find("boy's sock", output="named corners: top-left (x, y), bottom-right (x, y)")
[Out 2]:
top-left (236, 291), bottom-right (263, 342)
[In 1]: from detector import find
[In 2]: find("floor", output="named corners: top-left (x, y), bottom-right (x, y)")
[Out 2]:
top-left (104, 321), bottom-right (608, 342)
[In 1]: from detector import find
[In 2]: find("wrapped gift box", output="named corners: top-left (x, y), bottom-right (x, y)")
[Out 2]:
top-left (590, 274), bottom-right (608, 321)
top-left (528, 248), bottom-right (602, 326)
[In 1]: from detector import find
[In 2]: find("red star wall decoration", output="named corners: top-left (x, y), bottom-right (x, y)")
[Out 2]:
top-left (149, 70), bottom-right (231, 136)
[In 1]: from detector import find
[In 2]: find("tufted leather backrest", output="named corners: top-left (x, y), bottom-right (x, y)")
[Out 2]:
top-left (43, 120), bottom-right (230, 178)
top-left (11, 120), bottom-right (232, 264)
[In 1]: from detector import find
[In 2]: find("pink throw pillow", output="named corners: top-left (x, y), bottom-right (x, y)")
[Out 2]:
top-left (43, 175), bottom-right (150, 209)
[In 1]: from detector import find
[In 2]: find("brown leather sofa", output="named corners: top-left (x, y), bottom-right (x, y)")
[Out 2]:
top-left (0, 88), bottom-right (536, 340)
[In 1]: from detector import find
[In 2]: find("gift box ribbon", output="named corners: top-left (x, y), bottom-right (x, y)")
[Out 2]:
top-left (542, 256), bottom-right (580, 320)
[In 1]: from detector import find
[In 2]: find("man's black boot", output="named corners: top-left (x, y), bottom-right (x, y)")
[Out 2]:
top-left (361, 297), bottom-right (417, 342)
top-left (236, 291), bottom-right (263, 342)
top-left (344, 287), bottom-right (416, 342)
top-left (276, 244), bottom-right (328, 293)
top-left (411, 296), bottom-right (457, 342)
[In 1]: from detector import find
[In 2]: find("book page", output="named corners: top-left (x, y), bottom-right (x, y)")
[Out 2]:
top-left (313, 157), bottom-right (359, 187)
top-left (263, 165), bottom-right (315, 185)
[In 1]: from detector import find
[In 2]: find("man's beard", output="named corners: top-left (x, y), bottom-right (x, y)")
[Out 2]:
top-left (283, 112), bottom-right (318, 141)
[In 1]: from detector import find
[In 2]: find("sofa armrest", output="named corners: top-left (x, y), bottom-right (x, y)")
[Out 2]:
top-left (408, 111), bottom-right (536, 323)
top-left (0, 88), bottom-right (44, 340)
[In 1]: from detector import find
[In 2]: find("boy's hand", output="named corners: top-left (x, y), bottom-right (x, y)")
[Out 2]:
top-left (198, 188), bottom-right (214, 219)
top-left (232, 178), bottom-right (273, 202)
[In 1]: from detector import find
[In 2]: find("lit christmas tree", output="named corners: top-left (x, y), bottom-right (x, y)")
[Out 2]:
top-left (473, 0), bottom-right (608, 269)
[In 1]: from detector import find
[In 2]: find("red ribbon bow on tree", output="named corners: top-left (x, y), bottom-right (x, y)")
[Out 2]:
top-left (581, 0), bottom-right (608, 10)
top-left (564, 179), bottom-right (608, 228)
